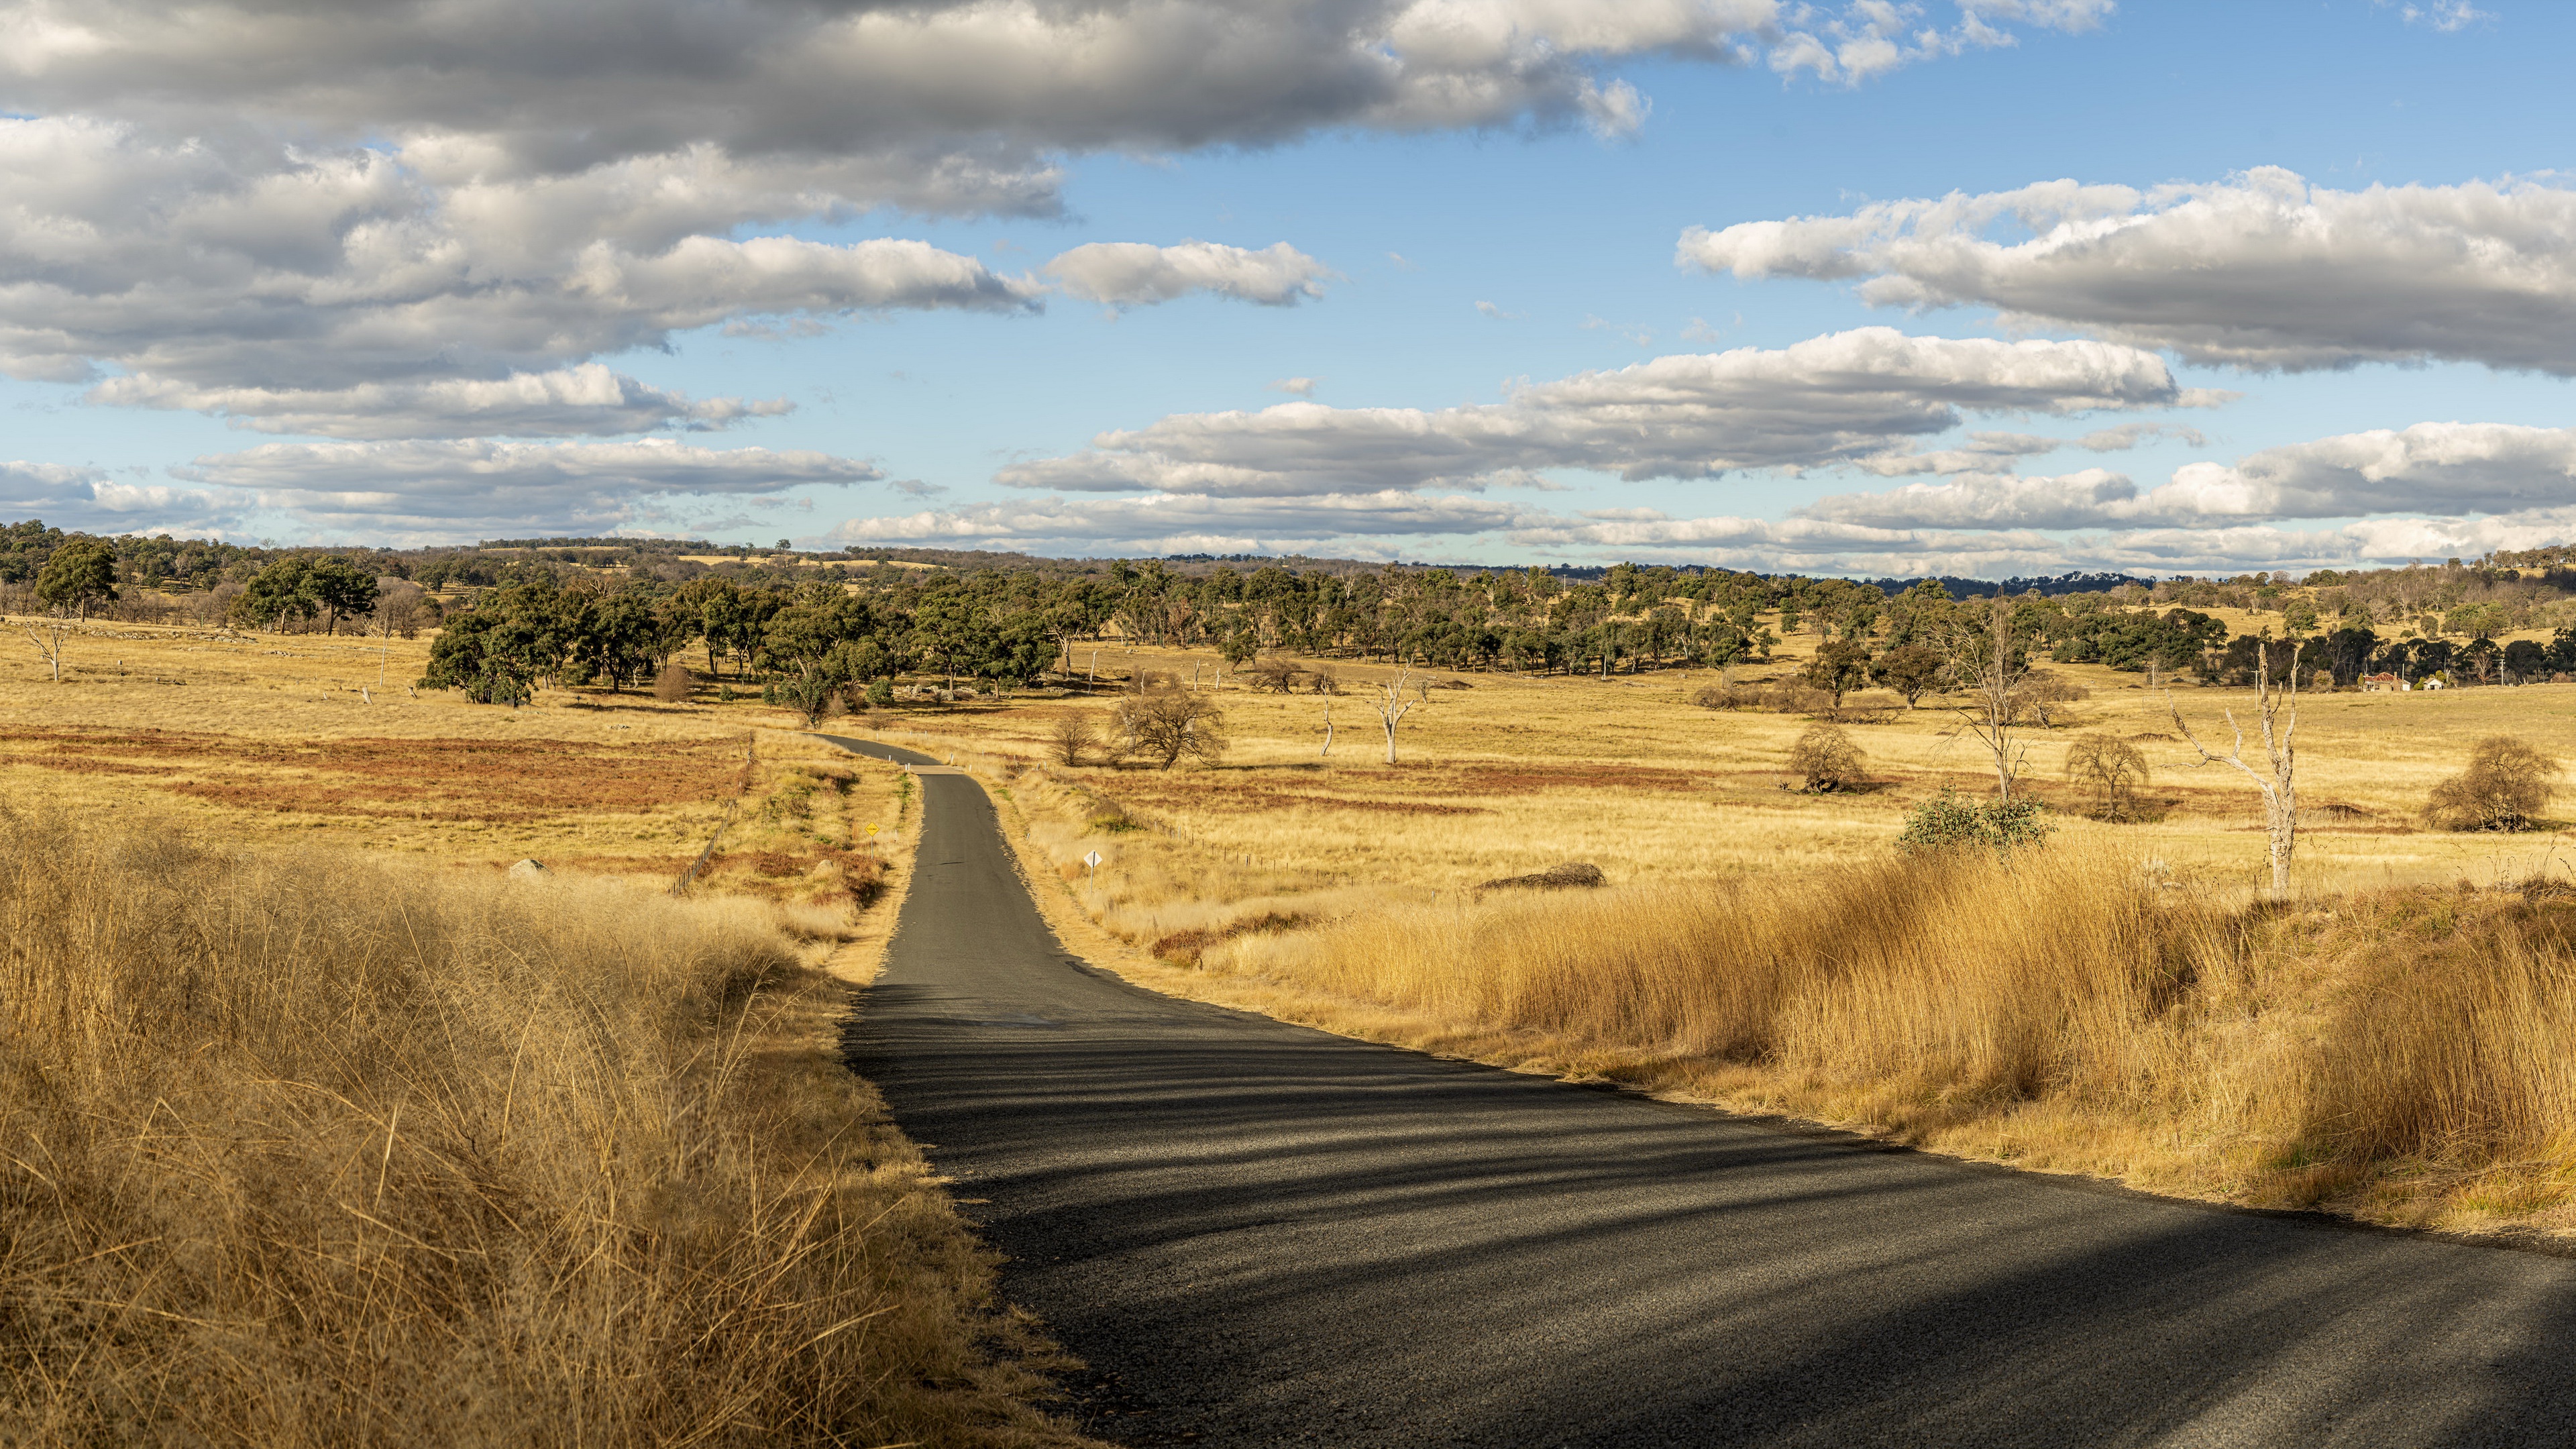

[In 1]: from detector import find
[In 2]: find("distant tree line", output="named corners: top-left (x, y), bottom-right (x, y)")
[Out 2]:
top-left (14, 518), bottom-right (2576, 698)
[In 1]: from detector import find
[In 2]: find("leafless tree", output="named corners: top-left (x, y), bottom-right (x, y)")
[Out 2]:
top-left (2167, 639), bottom-right (2304, 895)
top-left (1373, 665), bottom-right (1423, 765)
top-left (2423, 736), bottom-right (2561, 831)
top-left (376, 580), bottom-right (426, 637)
top-left (2064, 733), bottom-right (2151, 818)
top-left (1114, 688), bottom-right (1226, 769)
top-left (23, 620), bottom-right (67, 682)
top-left (1951, 597), bottom-right (2033, 801)
top-left (1052, 711), bottom-right (1099, 767)
top-left (2010, 672), bottom-right (2090, 728)
top-left (1320, 695), bottom-right (1336, 757)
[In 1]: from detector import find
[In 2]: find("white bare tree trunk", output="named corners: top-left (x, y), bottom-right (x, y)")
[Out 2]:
top-left (2169, 639), bottom-right (2302, 896)
top-left (24, 624), bottom-right (64, 682)
top-left (1320, 697), bottom-right (1334, 756)
top-left (1374, 666), bottom-right (1417, 765)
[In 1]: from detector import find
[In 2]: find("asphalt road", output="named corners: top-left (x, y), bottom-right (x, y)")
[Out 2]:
top-left (826, 735), bottom-right (2576, 1448)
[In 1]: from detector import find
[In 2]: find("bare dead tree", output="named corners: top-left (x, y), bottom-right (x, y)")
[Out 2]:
top-left (1951, 596), bottom-right (2032, 801)
top-left (1373, 665), bottom-right (1421, 765)
top-left (2167, 639), bottom-right (2304, 896)
top-left (1320, 695), bottom-right (1335, 757)
top-left (23, 620), bottom-right (67, 682)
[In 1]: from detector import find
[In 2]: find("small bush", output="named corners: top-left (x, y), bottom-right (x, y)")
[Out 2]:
top-left (1898, 786), bottom-right (2053, 857)
top-left (1244, 657), bottom-right (1304, 693)
top-left (1787, 723), bottom-right (1868, 793)
top-left (2424, 735), bottom-right (2563, 831)
top-left (1051, 711), bottom-right (1097, 767)
top-left (1112, 687), bottom-right (1226, 769)
top-left (2010, 672), bottom-right (2092, 727)
top-left (2065, 732), bottom-right (2151, 819)
top-left (651, 660), bottom-right (694, 703)
top-left (1765, 684), bottom-right (1839, 715)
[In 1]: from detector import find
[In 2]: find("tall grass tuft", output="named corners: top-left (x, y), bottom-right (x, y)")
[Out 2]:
top-left (0, 804), bottom-right (1083, 1447)
top-left (1210, 849), bottom-right (2576, 1226)
top-left (1224, 847), bottom-right (2220, 1102)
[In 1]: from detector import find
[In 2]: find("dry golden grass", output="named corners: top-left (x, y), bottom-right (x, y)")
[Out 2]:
top-left (892, 640), bottom-right (2576, 902)
top-left (885, 640), bottom-right (2576, 1238)
top-left (0, 801), bottom-right (1093, 1447)
top-left (0, 616), bottom-right (912, 876)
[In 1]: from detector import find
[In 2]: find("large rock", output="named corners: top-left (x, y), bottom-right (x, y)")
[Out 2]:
top-left (505, 859), bottom-right (549, 879)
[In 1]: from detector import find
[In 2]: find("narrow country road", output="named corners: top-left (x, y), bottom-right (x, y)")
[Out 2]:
top-left (826, 737), bottom-right (2576, 1448)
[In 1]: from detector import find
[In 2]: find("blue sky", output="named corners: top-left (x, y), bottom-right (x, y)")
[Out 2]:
top-left (3, 0), bottom-right (2571, 575)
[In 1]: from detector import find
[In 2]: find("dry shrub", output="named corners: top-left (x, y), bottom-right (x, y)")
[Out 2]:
top-left (1786, 722), bottom-right (1867, 792)
top-left (1687, 683), bottom-right (1836, 715)
top-left (1244, 657), bottom-right (1304, 694)
top-left (2424, 735), bottom-right (2562, 831)
top-left (0, 806), bottom-right (1081, 1448)
top-left (1050, 710), bottom-right (1097, 767)
top-left (1764, 684), bottom-right (1838, 715)
top-left (2065, 731), bottom-right (2151, 820)
top-left (2009, 671), bottom-right (2091, 727)
top-left (651, 659), bottom-right (694, 702)
top-left (1112, 688), bottom-right (1226, 770)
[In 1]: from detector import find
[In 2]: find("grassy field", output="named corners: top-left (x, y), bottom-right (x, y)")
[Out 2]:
top-left (873, 632), bottom-right (2576, 904)
top-left (0, 616), bottom-right (1097, 1446)
top-left (853, 633), bottom-right (2576, 1241)
top-left (20, 596), bottom-right (2576, 1414)
top-left (0, 614), bottom-right (918, 894)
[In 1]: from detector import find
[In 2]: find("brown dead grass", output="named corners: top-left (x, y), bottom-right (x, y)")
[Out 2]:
top-left (0, 802), bottom-right (1096, 1447)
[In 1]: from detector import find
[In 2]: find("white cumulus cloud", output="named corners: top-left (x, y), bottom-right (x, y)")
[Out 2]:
top-left (89, 364), bottom-right (790, 439)
top-left (1680, 167), bottom-right (2576, 374)
top-left (1042, 241), bottom-right (1332, 309)
top-left (996, 327), bottom-right (2211, 498)
top-left (1797, 421), bottom-right (2576, 529)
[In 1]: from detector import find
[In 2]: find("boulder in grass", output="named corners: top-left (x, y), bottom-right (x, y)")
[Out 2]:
top-left (1473, 861), bottom-right (1606, 896)
top-left (506, 859), bottom-right (549, 879)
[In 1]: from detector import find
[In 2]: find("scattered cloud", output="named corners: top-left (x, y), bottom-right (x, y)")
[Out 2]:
top-left (1680, 167), bottom-right (2576, 373)
top-left (162, 436), bottom-right (885, 537)
top-left (1386, 252), bottom-right (1419, 270)
top-left (1580, 314), bottom-right (1655, 347)
top-left (996, 327), bottom-right (2213, 498)
top-left (1475, 301), bottom-right (1521, 321)
top-left (1856, 421), bottom-right (2210, 476)
top-left (2400, 2), bottom-right (2492, 32)
top-left (1797, 421), bottom-right (2576, 529)
top-left (810, 480), bottom-right (2576, 578)
top-left (826, 490), bottom-right (1525, 557)
top-left (88, 365), bottom-right (790, 439)
top-left (1041, 241), bottom-right (1332, 309)
top-left (1769, 0), bottom-right (2114, 86)
top-left (1267, 377), bottom-right (1321, 397)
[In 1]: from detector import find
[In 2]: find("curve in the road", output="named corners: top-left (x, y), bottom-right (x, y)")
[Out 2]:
top-left (824, 735), bottom-right (2576, 1448)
